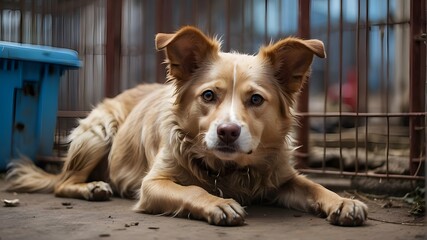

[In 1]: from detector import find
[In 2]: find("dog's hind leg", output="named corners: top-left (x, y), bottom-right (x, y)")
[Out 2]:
top-left (53, 105), bottom-right (119, 201)
top-left (6, 85), bottom-right (149, 199)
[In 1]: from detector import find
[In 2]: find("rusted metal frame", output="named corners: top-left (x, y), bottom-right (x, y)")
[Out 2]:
top-left (193, 0), bottom-right (198, 26)
top-left (106, 0), bottom-right (123, 97)
top-left (295, 0), bottom-right (311, 169)
top-left (50, 0), bottom-right (96, 15)
top-left (409, 0), bottom-right (426, 176)
top-left (141, 2), bottom-right (147, 84)
top-left (226, 0), bottom-right (231, 52)
top-left (19, 0), bottom-right (25, 43)
top-left (57, 110), bottom-right (90, 118)
top-left (297, 112), bottom-right (427, 117)
top-left (207, 0), bottom-right (212, 34)
top-left (311, 20), bottom-right (410, 36)
top-left (31, 0), bottom-right (36, 44)
top-left (322, 0), bottom-right (331, 172)
top-left (41, 0), bottom-right (46, 45)
top-left (123, 0), bottom-right (131, 88)
top-left (240, 0), bottom-right (245, 52)
top-left (155, 0), bottom-right (171, 83)
top-left (55, 118), bottom-right (61, 158)
top-left (278, 0), bottom-right (282, 37)
top-left (364, 0), bottom-right (370, 174)
top-left (88, 1), bottom-right (97, 108)
top-left (264, 0), bottom-right (268, 43)
top-left (249, 0), bottom-right (254, 49)
top-left (179, 1), bottom-right (185, 27)
top-left (384, 0), bottom-right (391, 178)
top-left (299, 169), bottom-right (425, 181)
top-left (354, 0), bottom-right (361, 175)
top-left (338, 0), bottom-right (343, 174)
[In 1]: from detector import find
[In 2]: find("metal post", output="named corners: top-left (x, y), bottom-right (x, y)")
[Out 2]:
top-left (295, 0), bottom-right (311, 169)
top-left (155, 0), bottom-right (171, 83)
top-left (409, 0), bottom-right (426, 175)
top-left (106, 0), bottom-right (122, 97)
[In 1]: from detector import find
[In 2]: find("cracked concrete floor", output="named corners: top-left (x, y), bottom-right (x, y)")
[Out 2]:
top-left (0, 178), bottom-right (425, 240)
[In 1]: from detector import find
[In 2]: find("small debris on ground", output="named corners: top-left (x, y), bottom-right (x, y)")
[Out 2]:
top-left (125, 222), bottom-right (139, 227)
top-left (382, 201), bottom-right (393, 209)
top-left (99, 233), bottom-right (110, 237)
top-left (148, 226), bottom-right (159, 230)
top-left (113, 228), bottom-right (126, 231)
top-left (3, 199), bottom-right (20, 207)
top-left (61, 202), bottom-right (73, 209)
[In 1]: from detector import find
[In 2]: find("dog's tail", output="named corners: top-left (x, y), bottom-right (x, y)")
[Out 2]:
top-left (6, 158), bottom-right (59, 193)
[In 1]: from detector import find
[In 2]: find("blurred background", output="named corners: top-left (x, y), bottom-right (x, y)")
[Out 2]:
top-left (0, 0), bottom-right (425, 184)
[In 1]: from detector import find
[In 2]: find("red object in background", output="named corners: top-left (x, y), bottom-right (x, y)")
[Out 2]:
top-left (328, 67), bottom-right (358, 112)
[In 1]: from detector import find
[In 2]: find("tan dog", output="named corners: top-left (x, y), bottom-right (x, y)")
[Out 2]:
top-left (7, 26), bottom-right (367, 226)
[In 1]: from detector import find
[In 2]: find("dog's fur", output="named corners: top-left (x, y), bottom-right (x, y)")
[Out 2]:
top-left (7, 26), bottom-right (367, 226)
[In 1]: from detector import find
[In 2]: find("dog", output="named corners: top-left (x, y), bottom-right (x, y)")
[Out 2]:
top-left (6, 26), bottom-right (367, 226)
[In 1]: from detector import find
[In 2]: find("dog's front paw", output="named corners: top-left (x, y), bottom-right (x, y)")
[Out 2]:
top-left (204, 198), bottom-right (247, 226)
top-left (327, 199), bottom-right (368, 226)
top-left (86, 181), bottom-right (113, 201)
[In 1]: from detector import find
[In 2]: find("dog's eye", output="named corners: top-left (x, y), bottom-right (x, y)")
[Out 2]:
top-left (250, 94), bottom-right (264, 106)
top-left (201, 90), bottom-right (215, 102)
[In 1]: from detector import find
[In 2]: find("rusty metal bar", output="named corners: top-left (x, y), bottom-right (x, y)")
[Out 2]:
top-left (241, 0), bottom-right (245, 52)
top-left (409, 0), bottom-right (426, 176)
top-left (264, 0), bottom-right (268, 43)
top-left (338, 0), bottom-right (344, 174)
top-left (296, 112), bottom-right (427, 117)
top-left (19, 0), bottom-right (24, 43)
top-left (57, 110), bottom-right (90, 118)
top-left (105, 0), bottom-right (122, 97)
top-left (354, 0), bottom-right (361, 174)
top-left (155, 0), bottom-right (171, 83)
top-left (141, 2), bottom-right (147, 85)
top-left (364, 0), bottom-right (370, 174)
top-left (322, 0), bottom-right (331, 171)
top-left (308, 20), bottom-right (411, 35)
top-left (299, 169), bottom-right (425, 181)
top-left (295, 0), bottom-right (310, 169)
top-left (385, 0), bottom-right (390, 178)
top-left (226, 0), bottom-right (231, 51)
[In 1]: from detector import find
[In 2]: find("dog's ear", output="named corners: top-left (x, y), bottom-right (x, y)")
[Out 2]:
top-left (156, 26), bottom-right (219, 82)
top-left (259, 38), bottom-right (326, 95)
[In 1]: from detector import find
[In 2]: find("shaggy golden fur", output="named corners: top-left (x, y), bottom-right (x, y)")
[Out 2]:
top-left (7, 26), bottom-right (367, 226)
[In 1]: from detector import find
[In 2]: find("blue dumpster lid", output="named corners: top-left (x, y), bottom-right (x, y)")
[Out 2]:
top-left (0, 41), bottom-right (81, 68)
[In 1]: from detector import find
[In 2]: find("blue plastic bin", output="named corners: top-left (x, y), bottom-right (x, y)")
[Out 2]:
top-left (0, 41), bottom-right (81, 170)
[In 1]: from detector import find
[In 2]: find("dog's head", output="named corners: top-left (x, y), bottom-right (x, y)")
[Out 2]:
top-left (156, 26), bottom-right (325, 165)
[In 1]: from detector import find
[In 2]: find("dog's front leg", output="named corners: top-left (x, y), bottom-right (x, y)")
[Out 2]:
top-left (134, 178), bottom-right (247, 226)
top-left (276, 175), bottom-right (368, 226)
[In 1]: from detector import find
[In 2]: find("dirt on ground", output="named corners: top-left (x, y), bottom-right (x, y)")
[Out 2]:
top-left (0, 177), bottom-right (425, 240)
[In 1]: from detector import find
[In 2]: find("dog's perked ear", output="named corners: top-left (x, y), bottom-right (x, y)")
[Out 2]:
top-left (259, 38), bottom-right (326, 95)
top-left (155, 26), bottom-right (220, 82)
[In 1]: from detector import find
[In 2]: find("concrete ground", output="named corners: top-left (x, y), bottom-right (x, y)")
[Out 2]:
top-left (0, 177), bottom-right (425, 240)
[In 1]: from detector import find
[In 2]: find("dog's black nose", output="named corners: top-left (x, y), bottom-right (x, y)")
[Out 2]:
top-left (217, 123), bottom-right (241, 144)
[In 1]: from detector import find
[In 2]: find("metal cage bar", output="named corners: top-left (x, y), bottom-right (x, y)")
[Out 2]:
top-left (0, 0), bottom-right (424, 181)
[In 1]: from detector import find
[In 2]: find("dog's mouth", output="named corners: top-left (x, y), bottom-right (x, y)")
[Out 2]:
top-left (216, 146), bottom-right (238, 153)
top-left (212, 144), bottom-right (252, 160)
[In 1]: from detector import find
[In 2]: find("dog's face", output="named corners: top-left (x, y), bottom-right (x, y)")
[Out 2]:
top-left (156, 27), bottom-right (325, 164)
